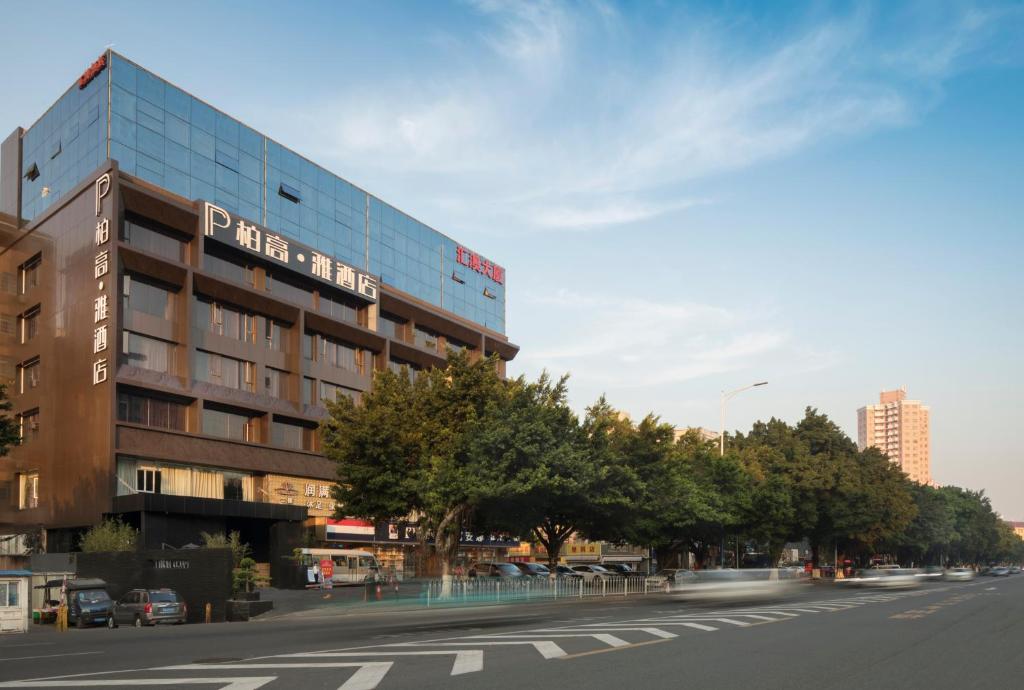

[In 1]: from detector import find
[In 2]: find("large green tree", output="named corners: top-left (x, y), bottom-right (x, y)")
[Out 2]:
top-left (323, 351), bottom-right (511, 590)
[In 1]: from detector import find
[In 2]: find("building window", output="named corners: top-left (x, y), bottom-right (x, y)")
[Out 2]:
top-left (19, 409), bottom-right (39, 444)
top-left (413, 325), bottom-right (439, 352)
top-left (446, 338), bottom-right (473, 355)
top-left (264, 367), bottom-right (289, 399)
top-left (202, 405), bottom-right (260, 442)
top-left (136, 467), bottom-right (161, 494)
top-left (18, 472), bottom-right (39, 510)
top-left (318, 291), bottom-right (362, 326)
top-left (123, 274), bottom-right (176, 320)
top-left (0, 581), bottom-right (20, 607)
top-left (319, 381), bottom-right (361, 406)
top-left (123, 332), bottom-right (176, 374)
top-left (265, 318), bottom-right (286, 351)
top-left (122, 217), bottom-right (187, 262)
top-left (265, 271), bottom-right (313, 308)
top-left (305, 333), bottom-right (367, 375)
top-left (202, 249), bottom-right (256, 288)
top-left (379, 313), bottom-right (408, 341)
top-left (388, 358), bottom-right (420, 382)
top-left (271, 418), bottom-right (314, 451)
top-left (117, 389), bottom-right (188, 431)
top-left (303, 377), bottom-right (315, 405)
top-left (223, 472), bottom-right (246, 501)
top-left (17, 358), bottom-right (40, 394)
top-left (18, 254), bottom-right (41, 295)
top-left (194, 350), bottom-right (255, 392)
top-left (18, 306), bottom-right (40, 344)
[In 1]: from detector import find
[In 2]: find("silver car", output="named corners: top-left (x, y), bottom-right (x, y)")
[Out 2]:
top-left (943, 567), bottom-right (976, 582)
top-left (109, 588), bottom-right (187, 627)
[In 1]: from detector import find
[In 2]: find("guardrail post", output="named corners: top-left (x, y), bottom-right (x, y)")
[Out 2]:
top-left (496, 581), bottom-right (501, 602)
top-left (602, 577), bottom-right (607, 597)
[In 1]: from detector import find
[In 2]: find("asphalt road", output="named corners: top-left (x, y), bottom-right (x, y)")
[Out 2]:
top-left (1, 575), bottom-right (1021, 689)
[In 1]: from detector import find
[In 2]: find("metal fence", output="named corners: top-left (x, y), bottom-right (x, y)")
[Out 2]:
top-left (422, 575), bottom-right (662, 606)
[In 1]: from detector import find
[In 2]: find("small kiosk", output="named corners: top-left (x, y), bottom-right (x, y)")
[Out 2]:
top-left (0, 570), bottom-right (32, 634)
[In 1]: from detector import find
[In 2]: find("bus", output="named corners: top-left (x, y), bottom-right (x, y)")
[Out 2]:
top-left (295, 548), bottom-right (381, 586)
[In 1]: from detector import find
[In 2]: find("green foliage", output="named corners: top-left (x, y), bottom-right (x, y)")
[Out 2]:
top-left (79, 519), bottom-right (137, 552)
top-left (200, 530), bottom-right (250, 567)
top-left (0, 384), bottom-right (21, 457)
top-left (232, 556), bottom-right (269, 594)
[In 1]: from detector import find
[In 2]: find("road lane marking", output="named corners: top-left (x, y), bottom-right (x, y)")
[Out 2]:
top-left (556, 638), bottom-right (672, 660)
top-left (527, 627), bottom-right (677, 639)
top-left (0, 680), bottom-right (276, 689)
top-left (393, 641), bottom-right (567, 659)
top-left (157, 664), bottom-right (392, 690)
top-left (0, 652), bottom-right (103, 662)
top-left (281, 650), bottom-right (483, 676)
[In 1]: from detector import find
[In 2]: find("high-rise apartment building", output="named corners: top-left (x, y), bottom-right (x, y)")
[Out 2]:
top-left (857, 388), bottom-right (931, 484)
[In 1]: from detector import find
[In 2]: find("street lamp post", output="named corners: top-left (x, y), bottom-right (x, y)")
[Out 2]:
top-left (719, 381), bottom-right (768, 456)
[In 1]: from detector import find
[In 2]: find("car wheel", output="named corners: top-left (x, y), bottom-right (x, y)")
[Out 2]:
top-left (134, 615), bottom-right (142, 628)
top-left (107, 617), bottom-right (117, 629)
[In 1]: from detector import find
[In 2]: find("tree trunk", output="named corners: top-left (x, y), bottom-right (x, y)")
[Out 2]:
top-left (434, 506), bottom-right (466, 598)
top-left (533, 521), bottom-right (573, 571)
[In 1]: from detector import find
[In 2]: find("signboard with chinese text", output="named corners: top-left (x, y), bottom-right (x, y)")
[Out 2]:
top-left (455, 245), bottom-right (504, 285)
top-left (264, 475), bottom-right (337, 517)
top-left (91, 174), bottom-right (112, 386)
top-left (202, 202), bottom-right (378, 303)
top-left (324, 518), bottom-right (518, 547)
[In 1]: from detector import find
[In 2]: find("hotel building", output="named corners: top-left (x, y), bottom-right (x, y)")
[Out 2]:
top-left (0, 52), bottom-right (518, 578)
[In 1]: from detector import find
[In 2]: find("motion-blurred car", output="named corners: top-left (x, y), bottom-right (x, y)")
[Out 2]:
top-left (513, 562), bottom-right (551, 578)
top-left (845, 568), bottom-right (919, 589)
top-left (571, 564), bottom-right (622, 581)
top-left (943, 567), bottom-right (975, 582)
top-left (646, 568), bottom-right (699, 588)
top-left (468, 562), bottom-right (524, 579)
top-left (988, 566), bottom-right (1010, 577)
top-left (916, 566), bottom-right (945, 579)
top-left (553, 565), bottom-right (584, 579)
top-left (601, 563), bottom-right (637, 576)
top-left (670, 568), bottom-right (799, 602)
top-left (1008, 566), bottom-right (1021, 575)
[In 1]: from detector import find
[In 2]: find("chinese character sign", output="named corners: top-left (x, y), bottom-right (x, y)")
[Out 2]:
top-left (202, 201), bottom-right (378, 303)
top-left (91, 173), bottom-right (112, 385)
top-left (456, 245), bottom-right (505, 285)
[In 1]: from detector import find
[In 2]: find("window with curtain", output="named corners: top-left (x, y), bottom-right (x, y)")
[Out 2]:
top-left (123, 274), bottom-right (176, 320)
top-left (123, 332), bottom-right (176, 374)
top-left (117, 389), bottom-right (188, 431)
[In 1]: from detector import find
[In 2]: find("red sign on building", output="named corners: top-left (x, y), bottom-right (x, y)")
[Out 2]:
top-left (456, 246), bottom-right (504, 285)
top-left (79, 54), bottom-right (107, 90)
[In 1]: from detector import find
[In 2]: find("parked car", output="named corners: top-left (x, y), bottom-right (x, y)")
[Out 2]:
top-left (65, 579), bottom-right (114, 628)
top-left (646, 569), bottom-right (699, 587)
top-left (601, 563), bottom-right (637, 576)
top-left (571, 564), bottom-right (622, 581)
top-left (554, 565), bottom-right (584, 579)
top-left (943, 567), bottom-right (976, 582)
top-left (513, 562), bottom-right (552, 578)
top-left (109, 588), bottom-right (187, 627)
top-left (468, 562), bottom-right (524, 579)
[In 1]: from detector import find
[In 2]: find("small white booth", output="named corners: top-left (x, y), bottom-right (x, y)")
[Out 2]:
top-left (0, 570), bottom-right (32, 634)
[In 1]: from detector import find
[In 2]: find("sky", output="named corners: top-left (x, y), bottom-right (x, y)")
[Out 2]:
top-left (2, 1), bottom-right (1022, 518)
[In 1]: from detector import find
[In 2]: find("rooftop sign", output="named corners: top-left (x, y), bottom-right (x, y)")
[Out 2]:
top-left (202, 201), bottom-right (378, 303)
top-left (79, 54), bottom-right (107, 90)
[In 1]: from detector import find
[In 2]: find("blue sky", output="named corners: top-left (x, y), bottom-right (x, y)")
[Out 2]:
top-left (2, 1), bottom-right (1022, 518)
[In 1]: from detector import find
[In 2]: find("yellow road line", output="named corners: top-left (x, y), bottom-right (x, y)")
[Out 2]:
top-left (558, 638), bottom-right (672, 659)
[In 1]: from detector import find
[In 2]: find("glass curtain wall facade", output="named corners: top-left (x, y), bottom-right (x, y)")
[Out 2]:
top-left (16, 52), bottom-right (505, 333)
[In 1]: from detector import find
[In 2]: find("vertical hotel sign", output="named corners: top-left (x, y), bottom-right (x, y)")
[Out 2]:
top-left (92, 174), bottom-right (111, 385)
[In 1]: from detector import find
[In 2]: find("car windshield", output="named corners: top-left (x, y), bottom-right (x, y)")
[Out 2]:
top-left (74, 590), bottom-right (110, 604)
top-left (149, 591), bottom-right (180, 603)
top-left (529, 564), bottom-right (549, 573)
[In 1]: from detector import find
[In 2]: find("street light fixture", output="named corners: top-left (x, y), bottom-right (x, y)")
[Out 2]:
top-left (719, 381), bottom-right (768, 456)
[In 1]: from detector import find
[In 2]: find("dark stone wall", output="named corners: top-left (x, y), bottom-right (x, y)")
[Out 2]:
top-left (269, 521), bottom-right (305, 589)
top-left (75, 548), bottom-right (232, 623)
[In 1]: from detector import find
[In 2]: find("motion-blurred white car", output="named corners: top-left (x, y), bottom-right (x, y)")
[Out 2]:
top-left (670, 569), bottom-right (799, 602)
top-left (943, 567), bottom-right (976, 582)
top-left (843, 568), bottom-right (919, 589)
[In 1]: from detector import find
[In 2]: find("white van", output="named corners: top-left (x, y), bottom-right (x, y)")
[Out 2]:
top-left (296, 548), bottom-right (380, 585)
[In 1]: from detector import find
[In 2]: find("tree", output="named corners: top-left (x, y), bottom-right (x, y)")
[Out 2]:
top-left (323, 350), bottom-right (511, 593)
top-left (474, 376), bottom-right (612, 569)
top-left (0, 384), bottom-right (21, 457)
top-left (201, 530), bottom-right (250, 567)
top-left (79, 519), bottom-right (136, 552)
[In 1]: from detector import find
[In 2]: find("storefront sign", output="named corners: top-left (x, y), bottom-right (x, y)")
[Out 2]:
top-left (91, 174), bottom-right (111, 386)
top-left (202, 202), bottom-right (378, 303)
top-left (151, 559), bottom-right (190, 570)
top-left (455, 245), bottom-right (504, 285)
top-left (325, 518), bottom-right (517, 547)
top-left (566, 543), bottom-right (602, 556)
top-left (264, 475), bottom-right (337, 517)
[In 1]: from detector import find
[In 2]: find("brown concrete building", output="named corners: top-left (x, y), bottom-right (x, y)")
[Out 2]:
top-left (857, 387), bottom-right (931, 485)
top-left (0, 53), bottom-right (517, 574)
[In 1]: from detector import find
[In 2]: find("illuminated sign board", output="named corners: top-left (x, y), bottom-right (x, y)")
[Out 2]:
top-left (202, 202), bottom-right (378, 303)
top-left (456, 246), bottom-right (504, 285)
